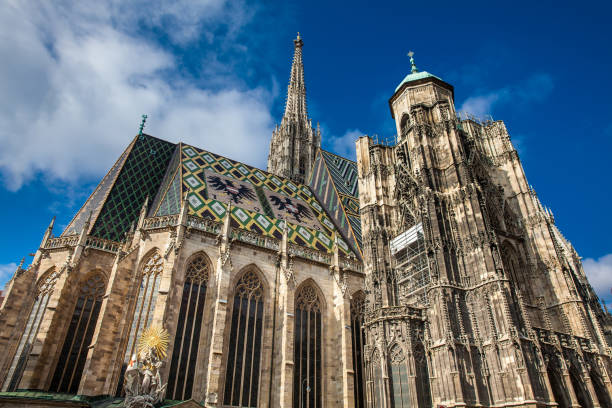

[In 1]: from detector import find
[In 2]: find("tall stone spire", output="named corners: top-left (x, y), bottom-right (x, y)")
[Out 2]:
top-left (267, 33), bottom-right (321, 184)
top-left (283, 33), bottom-right (308, 123)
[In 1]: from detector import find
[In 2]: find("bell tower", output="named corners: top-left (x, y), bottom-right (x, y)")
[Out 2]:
top-left (267, 33), bottom-right (321, 184)
top-left (356, 52), bottom-right (605, 407)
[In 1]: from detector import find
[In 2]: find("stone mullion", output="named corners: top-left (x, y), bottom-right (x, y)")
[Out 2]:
top-left (203, 250), bottom-right (232, 407)
top-left (192, 254), bottom-right (218, 402)
top-left (274, 271), bottom-right (295, 408)
top-left (155, 243), bottom-right (191, 398)
top-left (333, 278), bottom-right (354, 408)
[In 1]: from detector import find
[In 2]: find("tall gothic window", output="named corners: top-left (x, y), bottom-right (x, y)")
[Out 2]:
top-left (167, 253), bottom-right (210, 401)
top-left (370, 349), bottom-right (384, 408)
top-left (350, 292), bottom-right (366, 408)
top-left (293, 284), bottom-right (322, 408)
top-left (389, 344), bottom-right (410, 408)
top-left (116, 252), bottom-right (163, 395)
top-left (223, 270), bottom-right (264, 407)
top-left (50, 273), bottom-right (106, 393)
top-left (400, 114), bottom-right (410, 138)
top-left (3, 268), bottom-right (59, 391)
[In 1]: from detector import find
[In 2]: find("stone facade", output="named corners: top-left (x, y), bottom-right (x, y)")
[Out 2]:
top-left (0, 200), bottom-right (364, 407)
top-left (0, 39), bottom-right (611, 408)
top-left (356, 66), bottom-right (612, 407)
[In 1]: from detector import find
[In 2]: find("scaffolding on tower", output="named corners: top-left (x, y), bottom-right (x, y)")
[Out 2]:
top-left (390, 222), bottom-right (430, 305)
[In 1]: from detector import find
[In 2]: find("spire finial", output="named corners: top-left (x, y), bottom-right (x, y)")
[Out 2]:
top-left (138, 114), bottom-right (148, 137)
top-left (408, 51), bottom-right (418, 74)
top-left (294, 32), bottom-right (303, 48)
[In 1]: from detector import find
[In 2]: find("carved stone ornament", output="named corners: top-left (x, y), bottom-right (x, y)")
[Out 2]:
top-left (123, 326), bottom-right (170, 408)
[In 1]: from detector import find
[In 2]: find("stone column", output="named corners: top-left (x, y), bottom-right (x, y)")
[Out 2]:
top-left (331, 242), bottom-right (355, 408)
top-left (275, 223), bottom-right (296, 408)
top-left (204, 207), bottom-right (233, 407)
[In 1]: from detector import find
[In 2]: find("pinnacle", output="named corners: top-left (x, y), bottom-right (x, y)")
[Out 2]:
top-left (283, 33), bottom-right (308, 123)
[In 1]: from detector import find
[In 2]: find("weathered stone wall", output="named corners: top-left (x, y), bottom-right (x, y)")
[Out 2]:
top-left (357, 76), bottom-right (612, 407)
top-left (0, 211), bottom-right (364, 408)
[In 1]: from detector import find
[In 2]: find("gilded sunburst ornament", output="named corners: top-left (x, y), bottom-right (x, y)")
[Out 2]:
top-left (137, 326), bottom-right (170, 360)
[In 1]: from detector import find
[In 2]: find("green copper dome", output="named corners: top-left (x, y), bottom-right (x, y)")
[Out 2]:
top-left (395, 52), bottom-right (442, 92)
top-left (395, 70), bottom-right (442, 92)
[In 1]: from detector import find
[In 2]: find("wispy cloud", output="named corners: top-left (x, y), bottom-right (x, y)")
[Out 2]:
top-left (329, 129), bottom-right (364, 161)
top-left (583, 254), bottom-right (612, 303)
top-left (459, 73), bottom-right (554, 119)
top-left (0, 1), bottom-right (275, 191)
top-left (0, 263), bottom-right (17, 289)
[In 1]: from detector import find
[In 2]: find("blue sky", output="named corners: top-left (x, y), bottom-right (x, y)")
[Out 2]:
top-left (1, 0), bottom-right (611, 303)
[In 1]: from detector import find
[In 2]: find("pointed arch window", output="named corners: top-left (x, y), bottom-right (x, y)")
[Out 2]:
top-left (3, 268), bottom-right (59, 391)
top-left (370, 349), bottom-right (384, 408)
top-left (293, 284), bottom-right (322, 408)
top-left (50, 273), bottom-right (106, 393)
top-left (389, 344), bottom-right (410, 407)
top-left (167, 253), bottom-right (210, 401)
top-left (117, 252), bottom-right (164, 395)
top-left (223, 270), bottom-right (264, 407)
top-left (400, 114), bottom-right (411, 138)
top-left (350, 292), bottom-right (366, 408)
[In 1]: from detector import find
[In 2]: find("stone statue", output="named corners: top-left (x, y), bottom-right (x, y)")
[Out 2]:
top-left (123, 326), bottom-right (169, 408)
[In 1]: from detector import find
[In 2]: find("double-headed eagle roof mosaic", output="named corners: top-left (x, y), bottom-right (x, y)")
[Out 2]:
top-left (62, 134), bottom-right (362, 258)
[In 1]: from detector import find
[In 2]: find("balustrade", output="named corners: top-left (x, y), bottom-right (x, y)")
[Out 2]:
top-left (85, 236), bottom-right (121, 253)
top-left (44, 235), bottom-right (79, 249)
top-left (142, 214), bottom-right (179, 230)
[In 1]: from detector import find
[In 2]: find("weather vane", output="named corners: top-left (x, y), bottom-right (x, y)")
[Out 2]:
top-left (407, 51), bottom-right (418, 74)
top-left (138, 114), bottom-right (148, 138)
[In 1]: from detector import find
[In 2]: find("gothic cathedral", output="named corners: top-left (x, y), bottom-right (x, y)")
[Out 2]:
top-left (0, 35), bottom-right (610, 408)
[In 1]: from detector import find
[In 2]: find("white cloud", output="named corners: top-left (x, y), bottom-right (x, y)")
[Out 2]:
top-left (583, 254), bottom-right (612, 302)
top-left (330, 129), bottom-right (364, 162)
top-left (459, 92), bottom-right (505, 119)
top-left (459, 73), bottom-right (554, 119)
top-left (0, 263), bottom-right (18, 289)
top-left (0, 0), bottom-right (274, 191)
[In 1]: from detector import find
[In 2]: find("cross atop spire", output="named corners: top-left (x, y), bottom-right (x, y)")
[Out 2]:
top-left (138, 114), bottom-right (148, 137)
top-left (408, 51), bottom-right (418, 74)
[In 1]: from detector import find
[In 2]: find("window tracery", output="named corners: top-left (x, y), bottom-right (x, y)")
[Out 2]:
top-left (293, 284), bottom-right (322, 408)
top-left (50, 273), bottom-right (106, 393)
top-left (167, 253), bottom-right (210, 401)
top-left (3, 268), bottom-right (59, 391)
top-left (389, 344), bottom-right (410, 407)
top-left (370, 349), bottom-right (383, 408)
top-left (223, 269), bottom-right (264, 407)
top-left (400, 114), bottom-right (411, 138)
top-left (116, 252), bottom-right (164, 395)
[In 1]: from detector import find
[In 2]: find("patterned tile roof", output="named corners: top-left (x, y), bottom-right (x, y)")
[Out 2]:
top-left (63, 135), bottom-right (357, 257)
top-left (308, 149), bottom-right (362, 257)
top-left (150, 143), bottom-right (354, 256)
top-left (62, 134), bottom-right (177, 241)
top-left (319, 150), bottom-right (359, 197)
top-left (62, 142), bottom-right (132, 236)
